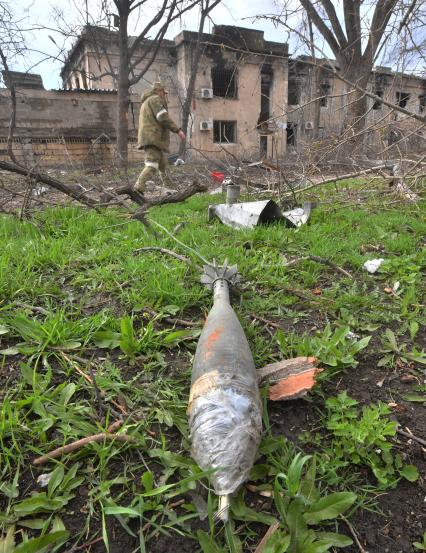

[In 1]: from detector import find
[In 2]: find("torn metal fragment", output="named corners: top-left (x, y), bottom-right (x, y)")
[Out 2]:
top-left (209, 200), bottom-right (317, 229)
top-left (208, 200), bottom-right (283, 229)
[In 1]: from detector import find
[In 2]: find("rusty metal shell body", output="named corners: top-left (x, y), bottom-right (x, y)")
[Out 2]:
top-left (188, 276), bottom-right (262, 501)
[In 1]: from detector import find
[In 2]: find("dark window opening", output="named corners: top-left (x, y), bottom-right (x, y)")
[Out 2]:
top-left (373, 90), bottom-right (383, 110)
top-left (286, 122), bottom-right (297, 146)
top-left (396, 91), bottom-right (410, 108)
top-left (419, 95), bottom-right (426, 113)
top-left (260, 135), bottom-right (267, 157)
top-left (213, 120), bottom-right (236, 143)
top-left (75, 76), bottom-right (80, 89)
top-left (259, 69), bottom-right (272, 131)
top-left (288, 77), bottom-right (300, 105)
top-left (211, 67), bottom-right (237, 98)
top-left (319, 83), bottom-right (331, 107)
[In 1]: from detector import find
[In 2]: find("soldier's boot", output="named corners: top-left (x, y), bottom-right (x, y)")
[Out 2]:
top-left (134, 164), bottom-right (158, 194)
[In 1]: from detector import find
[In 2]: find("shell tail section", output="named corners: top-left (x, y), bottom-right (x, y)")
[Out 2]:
top-left (216, 495), bottom-right (231, 522)
top-left (200, 260), bottom-right (240, 290)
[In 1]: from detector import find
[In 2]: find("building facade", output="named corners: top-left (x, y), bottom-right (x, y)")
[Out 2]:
top-left (287, 57), bottom-right (426, 155)
top-left (60, 25), bottom-right (289, 161)
top-left (1, 25), bottom-right (425, 168)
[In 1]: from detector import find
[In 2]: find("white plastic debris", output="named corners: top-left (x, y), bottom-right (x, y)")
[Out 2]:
top-left (393, 281), bottom-right (400, 292)
top-left (174, 158), bottom-right (185, 166)
top-left (32, 186), bottom-right (49, 197)
top-left (37, 473), bottom-right (52, 487)
top-left (363, 258), bottom-right (385, 273)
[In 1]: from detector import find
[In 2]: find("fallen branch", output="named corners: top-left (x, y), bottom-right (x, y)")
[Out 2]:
top-left (254, 521), bottom-right (281, 553)
top-left (33, 431), bottom-right (134, 466)
top-left (0, 160), bottom-right (98, 209)
top-left (14, 301), bottom-right (50, 316)
top-left (340, 515), bottom-right (367, 553)
top-left (250, 314), bottom-right (285, 330)
top-left (397, 427), bottom-right (426, 448)
top-left (285, 255), bottom-right (353, 279)
top-left (142, 179), bottom-right (207, 208)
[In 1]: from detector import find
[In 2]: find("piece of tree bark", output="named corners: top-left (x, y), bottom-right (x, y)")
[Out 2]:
top-left (257, 357), bottom-right (322, 400)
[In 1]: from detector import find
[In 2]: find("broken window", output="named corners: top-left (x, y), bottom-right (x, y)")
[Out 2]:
top-left (419, 95), bottom-right (426, 113)
top-left (213, 120), bottom-right (236, 143)
top-left (319, 83), bottom-right (331, 107)
top-left (288, 76), bottom-right (300, 105)
top-left (211, 67), bottom-right (237, 98)
top-left (286, 123), bottom-right (297, 146)
top-left (396, 91), bottom-right (410, 108)
top-left (373, 89), bottom-right (383, 110)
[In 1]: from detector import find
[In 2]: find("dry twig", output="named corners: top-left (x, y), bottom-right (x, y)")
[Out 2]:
top-left (285, 255), bottom-right (353, 279)
top-left (33, 431), bottom-right (134, 466)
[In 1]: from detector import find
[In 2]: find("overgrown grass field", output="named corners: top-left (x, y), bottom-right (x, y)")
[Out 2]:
top-left (0, 182), bottom-right (425, 552)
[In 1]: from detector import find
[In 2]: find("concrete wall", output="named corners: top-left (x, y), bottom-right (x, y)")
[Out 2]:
top-left (0, 88), bottom-right (143, 167)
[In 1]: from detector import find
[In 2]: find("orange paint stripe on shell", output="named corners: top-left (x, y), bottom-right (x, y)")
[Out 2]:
top-left (268, 368), bottom-right (322, 401)
top-left (206, 326), bottom-right (224, 348)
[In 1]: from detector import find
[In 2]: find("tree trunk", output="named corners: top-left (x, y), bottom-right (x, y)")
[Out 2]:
top-left (116, 9), bottom-right (130, 169)
top-left (339, 62), bottom-right (371, 157)
top-left (178, 7), bottom-right (208, 159)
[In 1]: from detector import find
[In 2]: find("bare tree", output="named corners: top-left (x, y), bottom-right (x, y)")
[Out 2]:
top-left (271, 0), bottom-right (424, 149)
top-left (178, 0), bottom-right (221, 159)
top-left (103, 0), bottom-right (201, 167)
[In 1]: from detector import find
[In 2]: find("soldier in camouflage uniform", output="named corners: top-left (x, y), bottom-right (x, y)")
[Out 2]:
top-left (134, 82), bottom-right (185, 194)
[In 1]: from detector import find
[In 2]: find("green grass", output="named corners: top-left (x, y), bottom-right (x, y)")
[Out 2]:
top-left (0, 180), bottom-right (425, 551)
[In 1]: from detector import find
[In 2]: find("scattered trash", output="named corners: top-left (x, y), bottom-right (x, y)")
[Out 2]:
top-left (208, 200), bottom-right (317, 230)
top-left (222, 177), bottom-right (233, 193)
top-left (32, 185), bottom-right (49, 197)
top-left (174, 158), bottom-right (185, 166)
top-left (188, 262), bottom-right (262, 522)
top-left (211, 171), bottom-right (225, 183)
top-left (282, 202), bottom-right (317, 227)
top-left (363, 258), bottom-right (385, 273)
top-left (36, 473), bottom-right (52, 487)
top-left (376, 377), bottom-right (385, 388)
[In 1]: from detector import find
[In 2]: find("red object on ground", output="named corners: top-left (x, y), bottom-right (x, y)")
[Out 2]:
top-left (211, 171), bottom-right (225, 183)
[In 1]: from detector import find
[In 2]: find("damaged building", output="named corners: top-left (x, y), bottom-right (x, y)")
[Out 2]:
top-left (287, 56), bottom-right (426, 155)
top-left (60, 24), bottom-right (289, 161)
top-left (1, 24), bottom-right (425, 167)
top-left (0, 25), bottom-right (288, 166)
